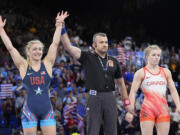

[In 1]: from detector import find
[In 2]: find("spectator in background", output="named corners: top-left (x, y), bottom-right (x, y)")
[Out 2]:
top-left (169, 54), bottom-right (180, 83)
top-left (12, 79), bottom-right (23, 97)
top-left (115, 42), bottom-right (126, 71)
top-left (135, 46), bottom-right (145, 70)
top-left (76, 97), bottom-right (86, 135)
top-left (123, 64), bottom-right (136, 90)
top-left (161, 47), bottom-right (170, 65)
top-left (1, 97), bottom-right (13, 128)
top-left (55, 82), bottom-right (66, 100)
top-left (169, 106), bottom-right (180, 135)
top-left (75, 71), bottom-right (85, 87)
top-left (122, 36), bottom-right (133, 68)
top-left (63, 91), bottom-right (77, 134)
top-left (15, 88), bottom-right (26, 128)
top-left (56, 47), bottom-right (67, 64)
top-left (59, 125), bottom-right (65, 135)
top-left (52, 102), bottom-right (62, 135)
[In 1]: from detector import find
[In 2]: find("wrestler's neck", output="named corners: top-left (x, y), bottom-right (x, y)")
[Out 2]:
top-left (30, 59), bottom-right (41, 68)
top-left (146, 64), bottom-right (159, 70)
top-left (95, 50), bottom-right (107, 58)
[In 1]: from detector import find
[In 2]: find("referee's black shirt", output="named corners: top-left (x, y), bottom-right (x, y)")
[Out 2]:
top-left (78, 51), bottom-right (123, 92)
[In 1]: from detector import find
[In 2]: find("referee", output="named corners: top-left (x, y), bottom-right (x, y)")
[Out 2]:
top-left (61, 27), bottom-right (133, 135)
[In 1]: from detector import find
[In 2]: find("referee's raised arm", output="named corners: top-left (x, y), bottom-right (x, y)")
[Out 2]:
top-left (60, 24), bottom-right (81, 59)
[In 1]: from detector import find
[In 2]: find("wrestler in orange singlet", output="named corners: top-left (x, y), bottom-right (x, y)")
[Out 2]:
top-left (126, 45), bottom-right (180, 135)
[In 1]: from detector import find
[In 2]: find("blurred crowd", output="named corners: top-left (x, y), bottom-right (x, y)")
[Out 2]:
top-left (0, 2), bottom-right (180, 135)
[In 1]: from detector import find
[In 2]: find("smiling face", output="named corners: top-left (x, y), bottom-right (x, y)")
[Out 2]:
top-left (28, 43), bottom-right (43, 61)
top-left (25, 40), bottom-right (44, 62)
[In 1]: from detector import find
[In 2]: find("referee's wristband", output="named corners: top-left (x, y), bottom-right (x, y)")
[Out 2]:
top-left (124, 98), bottom-right (131, 107)
top-left (61, 27), bottom-right (66, 35)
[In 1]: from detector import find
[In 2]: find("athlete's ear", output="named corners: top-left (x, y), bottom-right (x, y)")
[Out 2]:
top-left (92, 42), bottom-right (96, 49)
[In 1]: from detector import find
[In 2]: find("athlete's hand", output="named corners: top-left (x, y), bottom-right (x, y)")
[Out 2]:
top-left (176, 105), bottom-right (180, 115)
top-left (125, 104), bottom-right (136, 116)
top-left (0, 16), bottom-right (6, 30)
top-left (125, 112), bottom-right (134, 123)
top-left (55, 11), bottom-right (69, 27)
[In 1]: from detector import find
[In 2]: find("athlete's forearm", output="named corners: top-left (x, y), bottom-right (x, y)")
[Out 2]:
top-left (129, 90), bottom-right (136, 107)
top-left (0, 28), bottom-right (14, 51)
top-left (61, 32), bottom-right (72, 51)
top-left (120, 85), bottom-right (129, 100)
top-left (170, 88), bottom-right (180, 107)
top-left (52, 25), bottom-right (63, 46)
top-left (115, 78), bottom-right (128, 100)
top-left (168, 75), bottom-right (180, 107)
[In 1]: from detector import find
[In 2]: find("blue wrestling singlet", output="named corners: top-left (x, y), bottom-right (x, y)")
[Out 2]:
top-left (21, 62), bottom-right (56, 128)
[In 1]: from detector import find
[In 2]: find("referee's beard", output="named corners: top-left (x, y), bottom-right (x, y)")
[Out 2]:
top-left (95, 49), bottom-right (108, 57)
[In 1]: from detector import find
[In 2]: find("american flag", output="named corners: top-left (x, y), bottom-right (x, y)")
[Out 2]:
top-left (63, 101), bottom-right (77, 125)
top-left (108, 47), bottom-right (126, 68)
top-left (41, 71), bottom-right (46, 75)
top-left (76, 103), bottom-right (86, 122)
top-left (0, 84), bottom-right (13, 99)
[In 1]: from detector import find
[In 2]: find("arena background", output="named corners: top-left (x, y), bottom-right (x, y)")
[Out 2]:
top-left (1, 0), bottom-right (179, 47)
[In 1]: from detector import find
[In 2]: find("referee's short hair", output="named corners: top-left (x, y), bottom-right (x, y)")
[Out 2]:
top-left (93, 33), bottom-right (107, 43)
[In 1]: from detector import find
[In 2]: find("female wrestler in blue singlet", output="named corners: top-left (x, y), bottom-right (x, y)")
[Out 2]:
top-left (0, 11), bottom-right (69, 135)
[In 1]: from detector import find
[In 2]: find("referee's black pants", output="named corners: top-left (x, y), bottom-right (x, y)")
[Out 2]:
top-left (86, 91), bottom-right (117, 135)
